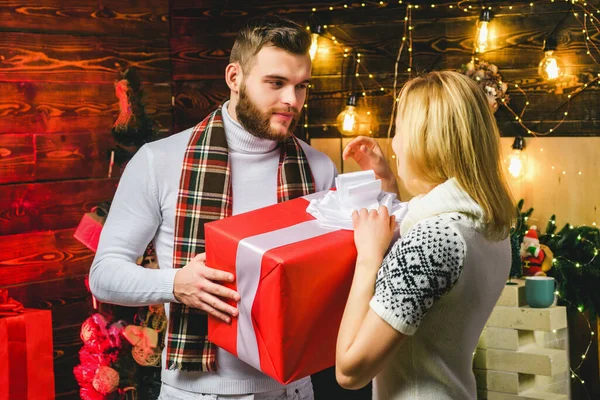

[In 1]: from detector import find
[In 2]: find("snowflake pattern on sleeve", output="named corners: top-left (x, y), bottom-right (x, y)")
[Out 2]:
top-left (371, 213), bottom-right (466, 334)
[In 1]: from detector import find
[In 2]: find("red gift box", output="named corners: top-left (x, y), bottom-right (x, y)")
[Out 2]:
top-left (0, 309), bottom-right (55, 400)
top-left (73, 211), bottom-right (106, 252)
top-left (205, 191), bottom-right (357, 384)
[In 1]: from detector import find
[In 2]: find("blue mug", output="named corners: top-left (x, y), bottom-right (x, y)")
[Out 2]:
top-left (525, 276), bottom-right (556, 308)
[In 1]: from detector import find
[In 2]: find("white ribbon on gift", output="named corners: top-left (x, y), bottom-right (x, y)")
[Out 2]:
top-left (235, 212), bottom-right (337, 371)
top-left (234, 173), bottom-right (407, 372)
top-left (306, 170), bottom-right (408, 230)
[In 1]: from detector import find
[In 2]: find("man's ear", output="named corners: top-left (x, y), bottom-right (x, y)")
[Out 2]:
top-left (225, 63), bottom-right (242, 92)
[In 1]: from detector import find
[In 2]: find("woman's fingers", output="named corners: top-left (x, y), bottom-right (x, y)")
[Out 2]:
top-left (343, 136), bottom-right (376, 160)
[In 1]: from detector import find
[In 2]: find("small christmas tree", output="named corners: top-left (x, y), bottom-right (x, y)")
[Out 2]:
top-left (74, 67), bottom-right (163, 399)
top-left (510, 200), bottom-right (600, 315)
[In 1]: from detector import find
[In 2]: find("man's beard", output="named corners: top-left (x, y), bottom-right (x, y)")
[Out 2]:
top-left (236, 84), bottom-right (300, 142)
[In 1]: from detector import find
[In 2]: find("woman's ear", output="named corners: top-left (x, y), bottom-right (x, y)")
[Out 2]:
top-left (225, 63), bottom-right (242, 92)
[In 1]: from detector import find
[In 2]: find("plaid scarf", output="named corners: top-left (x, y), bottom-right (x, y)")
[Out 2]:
top-left (166, 107), bottom-right (315, 371)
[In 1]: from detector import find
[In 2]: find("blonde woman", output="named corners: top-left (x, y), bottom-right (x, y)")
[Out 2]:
top-left (335, 71), bottom-right (515, 399)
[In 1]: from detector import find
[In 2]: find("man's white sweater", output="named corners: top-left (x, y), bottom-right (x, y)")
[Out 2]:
top-left (90, 102), bottom-right (337, 394)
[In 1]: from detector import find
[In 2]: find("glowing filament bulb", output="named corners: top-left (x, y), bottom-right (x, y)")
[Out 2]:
top-left (476, 21), bottom-right (489, 53)
top-left (507, 136), bottom-right (527, 179)
top-left (475, 10), bottom-right (492, 53)
top-left (309, 33), bottom-right (319, 60)
top-left (342, 112), bottom-right (356, 132)
top-left (336, 95), bottom-right (360, 136)
top-left (539, 51), bottom-right (561, 80)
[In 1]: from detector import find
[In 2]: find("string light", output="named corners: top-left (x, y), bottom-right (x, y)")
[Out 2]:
top-left (301, 0), bottom-right (600, 147)
top-left (539, 37), bottom-right (563, 81)
top-left (308, 24), bottom-right (325, 61)
top-left (507, 136), bottom-right (527, 179)
top-left (474, 9), bottom-right (493, 53)
top-left (385, 4), bottom-right (412, 158)
top-left (336, 94), bottom-right (360, 136)
top-left (553, 290), bottom-right (595, 395)
top-left (301, 0), bottom-right (600, 158)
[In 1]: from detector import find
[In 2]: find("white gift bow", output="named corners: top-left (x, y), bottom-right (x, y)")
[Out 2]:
top-left (306, 170), bottom-right (408, 230)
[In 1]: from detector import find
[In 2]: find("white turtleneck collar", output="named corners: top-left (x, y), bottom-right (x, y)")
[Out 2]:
top-left (221, 100), bottom-right (279, 154)
top-left (400, 178), bottom-right (485, 237)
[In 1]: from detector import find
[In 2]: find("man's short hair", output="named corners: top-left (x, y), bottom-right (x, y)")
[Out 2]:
top-left (230, 16), bottom-right (311, 73)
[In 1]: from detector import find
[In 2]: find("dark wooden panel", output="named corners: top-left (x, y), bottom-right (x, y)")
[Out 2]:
top-left (306, 83), bottom-right (600, 120)
top-left (0, 133), bottom-right (34, 183)
top-left (169, 0), bottom-right (494, 37)
top-left (495, 90), bottom-right (600, 121)
top-left (53, 324), bottom-right (84, 400)
top-left (442, 20), bottom-right (596, 70)
top-left (0, 81), bottom-right (172, 134)
top-left (169, 4), bottom-right (587, 77)
top-left (170, 3), bottom-right (309, 37)
top-left (304, 88), bottom-right (600, 138)
top-left (56, 391), bottom-right (78, 400)
top-left (170, 31), bottom-right (412, 79)
top-left (0, 178), bottom-right (118, 235)
top-left (3, 276), bottom-right (91, 328)
top-left (0, 32), bottom-right (170, 83)
top-left (171, 78), bottom-right (600, 139)
top-left (0, 0), bottom-right (168, 38)
top-left (0, 228), bottom-right (94, 286)
top-left (170, 34), bottom-right (235, 81)
top-left (170, 8), bottom-right (600, 137)
top-left (307, 119), bottom-right (600, 139)
top-left (173, 80), bottom-right (229, 132)
top-left (312, 18), bottom-right (592, 80)
top-left (35, 132), bottom-right (118, 182)
top-left (171, 0), bottom-right (324, 9)
top-left (0, 132), bottom-right (120, 184)
top-left (496, 120), bottom-right (600, 137)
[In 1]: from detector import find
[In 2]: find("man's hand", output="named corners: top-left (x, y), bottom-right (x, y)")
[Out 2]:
top-left (343, 136), bottom-right (399, 196)
top-left (173, 253), bottom-right (240, 323)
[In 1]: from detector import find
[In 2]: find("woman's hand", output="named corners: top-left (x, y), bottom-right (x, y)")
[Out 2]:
top-left (343, 136), bottom-right (399, 196)
top-left (336, 206), bottom-right (405, 390)
top-left (352, 206), bottom-right (396, 268)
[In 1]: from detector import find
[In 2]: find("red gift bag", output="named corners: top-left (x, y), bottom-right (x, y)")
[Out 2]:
top-left (0, 309), bottom-right (55, 400)
top-left (0, 322), bottom-right (8, 400)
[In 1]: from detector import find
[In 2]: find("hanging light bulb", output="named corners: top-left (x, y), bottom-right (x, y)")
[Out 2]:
top-left (309, 24), bottom-right (324, 60)
top-left (538, 37), bottom-right (563, 81)
top-left (336, 94), bottom-right (360, 137)
top-left (474, 9), bottom-right (492, 53)
top-left (507, 136), bottom-right (527, 179)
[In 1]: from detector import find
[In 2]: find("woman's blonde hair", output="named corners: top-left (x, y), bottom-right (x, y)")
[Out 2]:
top-left (395, 70), bottom-right (514, 240)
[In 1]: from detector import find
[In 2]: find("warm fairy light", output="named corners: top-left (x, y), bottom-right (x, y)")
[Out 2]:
top-left (336, 95), bottom-right (360, 136)
top-left (475, 21), bottom-right (490, 53)
top-left (540, 52), bottom-right (562, 80)
top-left (507, 137), bottom-right (527, 179)
top-left (539, 35), bottom-right (563, 81)
top-left (508, 152), bottom-right (525, 178)
top-left (340, 112), bottom-right (357, 133)
top-left (309, 33), bottom-right (319, 60)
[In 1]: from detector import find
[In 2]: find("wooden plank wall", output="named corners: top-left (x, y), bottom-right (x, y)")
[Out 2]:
top-left (0, 0), bottom-right (598, 397)
top-left (0, 1), bottom-right (171, 398)
top-left (171, 0), bottom-right (599, 398)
